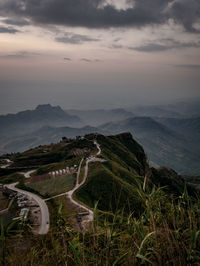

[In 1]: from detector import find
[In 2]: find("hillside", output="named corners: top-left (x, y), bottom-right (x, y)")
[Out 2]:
top-left (99, 117), bottom-right (200, 175)
top-left (155, 117), bottom-right (200, 141)
top-left (0, 125), bottom-right (102, 154)
top-left (76, 133), bottom-right (198, 213)
top-left (76, 133), bottom-right (147, 214)
top-left (1, 132), bottom-right (200, 265)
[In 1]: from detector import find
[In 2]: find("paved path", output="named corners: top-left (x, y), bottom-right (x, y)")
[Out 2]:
top-left (1, 159), bottom-right (12, 169)
top-left (94, 140), bottom-right (101, 156)
top-left (4, 139), bottom-right (103, 233)
top-left (66, 140), bottom-right (104, 230)
top-left (5, 182), bottom-right (50, 235)
top-left (21, 170), bottom-right (35, 178)
top-left (45, 158), bottom-right (84, 201)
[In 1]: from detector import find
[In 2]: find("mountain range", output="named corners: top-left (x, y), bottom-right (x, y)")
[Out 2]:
top-left (0, 101), bottom-right (200, 175)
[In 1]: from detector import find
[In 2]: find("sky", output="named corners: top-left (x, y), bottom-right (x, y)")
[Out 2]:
top-left (0, 0), bottom-right (200, 114)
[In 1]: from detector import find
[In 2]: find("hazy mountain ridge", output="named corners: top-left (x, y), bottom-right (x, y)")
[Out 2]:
top-left (1, 102), bottom-right (200, 175)
top-left (99, 116), bottom-right (200, 174)
top-left (0, 125), bottom-right (102, 154)
top-left (128, 100), bottom-right (200, 118)
top-left (155, 117), bottom-right (200, 139)
top-left (0, 104), bottom-right (81, 135)
top-left (66, 108), bottom-right (134, 126)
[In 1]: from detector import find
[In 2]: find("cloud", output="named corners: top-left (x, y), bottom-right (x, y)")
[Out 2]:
top-left (80, 58), bottom-right (101, 62)
top-left (55, 32), bottom-right (99, 44)
top-left (80, 58), bottom-right (92, 62)
top-left (2, 18), bottom-right (30, 26)
top-left (175, 64), bottom-right (200, 69)
top-left (129, 39), bottom-right (200, 52)
top-left (64, 57), bottom-right (72, 61)
top-left (168, 0), bottom-right (200, 33)
top-left (0, 0), bottom-right (199, 32)
top-left (0, 25), bottom-right (19, 34)
top-left (1, 51), bottom-right (40, 59)
top-left (132, 43), bottom-right (170, 52)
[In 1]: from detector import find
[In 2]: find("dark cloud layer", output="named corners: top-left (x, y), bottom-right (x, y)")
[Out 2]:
top-left (55, 32), bottom-right (99, 44)
top-left (2, 18), bottom-right (30, 27)
top-left (0, 0), bottom-right (199, 32)
top-left (0, 25), bottom-right (19, 34)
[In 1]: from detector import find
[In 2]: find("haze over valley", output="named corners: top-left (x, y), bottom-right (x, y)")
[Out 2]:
top-left (1, 99), bottom-right (200, 175)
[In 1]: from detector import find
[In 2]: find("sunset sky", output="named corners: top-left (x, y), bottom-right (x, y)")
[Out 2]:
top-left (0, 0), bottom-right (200, 113)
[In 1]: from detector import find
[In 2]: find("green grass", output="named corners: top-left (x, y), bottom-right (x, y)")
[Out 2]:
top-left (0, 192), bottom-right (9, 210)
top-left (34, 156), bottom-right (82, 176)
top-left (26, 174), bottom-right (76, 197)
top-left (0, 201), bottom-right (18, 226)
top-left (76, 162), bottom-right (144, 216)
top-left (1, 185), bottom-right (200, 265)
top-left (1, 133), bottom-right (200, 265)
top-left (0, 172), bottom-right (24, 184)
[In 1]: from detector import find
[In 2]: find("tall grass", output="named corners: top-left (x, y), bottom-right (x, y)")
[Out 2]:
top-left (1, 185), bottom-right (200, 265)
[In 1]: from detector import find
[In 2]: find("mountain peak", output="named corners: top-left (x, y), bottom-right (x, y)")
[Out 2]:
top-left (35, 104), bottom-right (62, 112)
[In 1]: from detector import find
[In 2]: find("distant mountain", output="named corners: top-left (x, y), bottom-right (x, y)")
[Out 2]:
top-left (0, 104), bottom-right (81, 134)
top-left (128, 105), bottom-right (183, 118)
top-left (99, 117), bottom-right (200, 175)
top-left (66, 108), bottom-right (133, 126)
top-left (0, 125), bottom-right (102, 154)
top-left (164, 100), bottom-right (200, 117)
top-left (155, 117), bottom-right (200, 139)
top-left (1, 102), bottom-right (200, 175)
top-left (0, 104), bottom-right (84, 154)
top-left (128, 99), bottom-right (200, 118)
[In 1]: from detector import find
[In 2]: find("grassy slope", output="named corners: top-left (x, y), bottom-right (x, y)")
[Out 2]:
top-left (27, 174), bottom-right (76, 197)
top-left (76, 133), bottom-right (147, 215)
top-left (1, 133), bottom-right (200, 265)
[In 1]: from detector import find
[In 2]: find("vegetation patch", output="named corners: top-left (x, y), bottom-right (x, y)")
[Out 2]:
top-left (0, 201), bottom-right (19, 226)
top-left (0, 192), bottom-right (9, 210)
top-left (26, 174), bottom-right (76, 197)
top-left (0, 172), bottom-right (24, 184)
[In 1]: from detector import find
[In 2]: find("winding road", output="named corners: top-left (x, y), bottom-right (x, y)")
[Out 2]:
top-left (5, 182), bottom-right (50, 235)
top-left (4, 139), bottom-right (103, 233)
top-left (66, 139), bottom-right (104, 230)
top-left (20, 170), bottom-right (35, 178)
top-left (1, 159), bottom-right (12, 169)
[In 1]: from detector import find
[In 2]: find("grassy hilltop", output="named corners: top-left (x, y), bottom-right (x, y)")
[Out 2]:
top-left (1, 133), bottom-right (200, 265)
